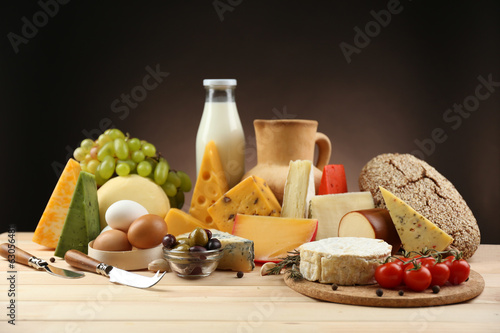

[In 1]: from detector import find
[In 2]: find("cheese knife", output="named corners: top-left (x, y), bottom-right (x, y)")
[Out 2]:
top-left (0, 243), bottom-right (85, 279)
top-left (64, 249), bottom-right (165, 288)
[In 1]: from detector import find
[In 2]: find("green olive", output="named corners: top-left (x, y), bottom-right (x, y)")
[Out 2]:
top-left (176, 237), bottom-right (194, 247)
top-left (189, 227), bottom-right (209, 247)
top-left (172, 244), bottom-right (190, 252)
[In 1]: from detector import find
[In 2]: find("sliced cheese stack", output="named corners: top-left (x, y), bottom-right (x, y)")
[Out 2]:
top-left (189, 141), bottom-right (229, 228)
top-left (54, 171), bottom-right (101, 257)
top-left (318, 164), bottom-right (347, 195)
top-left (33, 158), bottom-right (81, 248)
top-left (208, 176), bottom-right (281, 233)
top-left (281, 160), bottom-right (315, 218)
top-left (232, 214), bottom-right (318, 263)
top-left (299, 237), bottom-right (392, 285)
top-left (380, 186), bottom-right (454, 252)
top-left (164, 208), bottom-right (206, 237)
top-left (309, 192), bottom-right (375, 239)
top-left (339, 208), bottom-right (401, 254)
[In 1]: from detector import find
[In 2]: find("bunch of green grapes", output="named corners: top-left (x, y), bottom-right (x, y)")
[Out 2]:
top-left (73, 128), bottom-right (191, 209)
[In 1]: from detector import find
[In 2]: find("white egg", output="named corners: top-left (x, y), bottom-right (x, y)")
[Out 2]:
top-left (105, 200), bottom-right (149, 232)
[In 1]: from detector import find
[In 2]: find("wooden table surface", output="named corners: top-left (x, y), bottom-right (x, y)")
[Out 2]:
top-left (1, 232), bottom-right (499, 332)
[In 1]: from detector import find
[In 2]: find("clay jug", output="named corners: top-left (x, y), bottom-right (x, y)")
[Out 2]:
top-left (243, 119), bottom-right (331, 203)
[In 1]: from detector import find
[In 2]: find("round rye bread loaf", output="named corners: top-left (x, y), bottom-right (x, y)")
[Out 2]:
top-left (358, 153), bottom-right (480, 259)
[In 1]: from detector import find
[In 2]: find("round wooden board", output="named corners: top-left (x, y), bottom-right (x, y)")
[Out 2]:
top-left (284, 270), bottom-right (484, 307)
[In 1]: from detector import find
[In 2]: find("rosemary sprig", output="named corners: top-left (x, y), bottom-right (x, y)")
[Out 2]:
top-left (285, 264), bottom-right (304, 281)
top-left (265, 250), bottom-right (303, 281)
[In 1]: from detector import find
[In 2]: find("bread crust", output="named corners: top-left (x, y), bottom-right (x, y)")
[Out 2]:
top-left (359, 153), bottom-right (480, 259)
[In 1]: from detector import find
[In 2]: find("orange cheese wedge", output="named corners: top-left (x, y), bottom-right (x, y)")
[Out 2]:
top-left (232, 214), bottom-right (318, 263)
top-left (33, 158), bottom-right (81, 248)
top-left (165, 208), bottom-right (207, 237)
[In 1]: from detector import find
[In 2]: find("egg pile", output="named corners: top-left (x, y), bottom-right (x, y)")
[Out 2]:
top-left (92, 200), bottom-right (168, 251)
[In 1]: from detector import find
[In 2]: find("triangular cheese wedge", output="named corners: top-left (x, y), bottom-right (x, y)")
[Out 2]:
top-left (380, 186), bottom-right (453, 253)
top-left (54, 171), bottom-right (101, 257)
top-left (33, 158), bottom-right (81, 248)
top-left (189, 141), bottom-right (229, 228)
top-left (281, 160), bottom-right (315, 218)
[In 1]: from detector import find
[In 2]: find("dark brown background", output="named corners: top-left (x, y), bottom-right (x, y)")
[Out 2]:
top-left (1, 1), bottom-right (499, 244)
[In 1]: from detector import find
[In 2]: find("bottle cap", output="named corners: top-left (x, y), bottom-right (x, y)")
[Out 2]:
top-left (203, 79), bottom-right (237, 86)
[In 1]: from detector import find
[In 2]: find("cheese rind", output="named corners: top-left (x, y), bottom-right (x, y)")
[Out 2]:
top-left (189, 141), bottom-right (229, 228)
top-left (33, 158), bottom-right (81, 248)
top-left (380, 186), bottom-right (454, 252)
top-left (232, 214), bottom-right (318, 263)
top-left (281, 160), bottom-right (315, 218)
top-left (54, 172), bottom-right (101, 257)
top-left (299, 237), bottom-right (392, 285)
top-left (208, 176), bottom-right (281, 233)
top-left (309, 192), bottom-right (375, 239)
top-left (179, 229), bottom-right (255, 272)
top-left (339, 208), bottom-right (401, 254)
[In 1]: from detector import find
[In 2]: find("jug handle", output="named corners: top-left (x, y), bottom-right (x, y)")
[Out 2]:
top-left (315, 132), bottom-right (331, 171)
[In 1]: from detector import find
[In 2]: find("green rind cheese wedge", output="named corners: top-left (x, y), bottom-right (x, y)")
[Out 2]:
top-left (54, 171), bottom-right (101, 257)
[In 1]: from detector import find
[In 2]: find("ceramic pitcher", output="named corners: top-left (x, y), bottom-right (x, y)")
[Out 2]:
top-left (243, 119), bottom-right (331, 203)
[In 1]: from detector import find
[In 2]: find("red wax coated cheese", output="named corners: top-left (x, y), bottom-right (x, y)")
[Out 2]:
top-left (318, 164), bottom-right (347, 195)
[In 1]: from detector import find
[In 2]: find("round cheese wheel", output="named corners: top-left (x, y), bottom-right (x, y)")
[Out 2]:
top-left (97, 175), bottom-right (170, 230)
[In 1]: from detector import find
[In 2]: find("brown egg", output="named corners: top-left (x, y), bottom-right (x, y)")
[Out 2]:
top-left (93, 229), bottom-right (132, 251)
top-left (127, 214), bottom-right (168, 249)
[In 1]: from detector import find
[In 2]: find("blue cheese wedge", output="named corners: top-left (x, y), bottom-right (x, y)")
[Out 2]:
top-left (179, 229), bottom-right (255, 272)
top-left (299, 237), bottom-right (391, 285)
top-left (281, 160), bottom-right (315, 218)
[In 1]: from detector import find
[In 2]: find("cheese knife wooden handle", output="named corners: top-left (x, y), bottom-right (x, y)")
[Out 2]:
top-left (0, 243), bottom-right (34, 266)
top-left (64, 249), bottom-right (104, 273)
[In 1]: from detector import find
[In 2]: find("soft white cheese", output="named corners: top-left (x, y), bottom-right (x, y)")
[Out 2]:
top-left (299, 237), bottom-right (391, 285)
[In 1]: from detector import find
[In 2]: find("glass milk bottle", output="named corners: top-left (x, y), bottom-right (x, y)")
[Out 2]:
top-left (196, 79), bottom-right (246, 188)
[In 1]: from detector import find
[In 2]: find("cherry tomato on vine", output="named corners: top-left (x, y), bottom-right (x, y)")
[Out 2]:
top-left (417, 256), bottom-right (436, 269)
top-left (428, 262), bottom-right (450, 286)
top-left (404, 263), bottom-right (432, 292)
top-left (375, 262), bottom-right (404, 289)
top-left (449, 259), bottom-right (470, 285)
top-left (443, 255), bottom-right (455, 269)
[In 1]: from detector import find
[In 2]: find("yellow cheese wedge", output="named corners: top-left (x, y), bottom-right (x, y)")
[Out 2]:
top-left (32, 158), bottom-right (81, 248)
top-left (232, 214), bottom-right (318, 263)
top-left (208, 176), bottom-right (281, 233)
top-left (189, 141), bottom-right (228, 228)
top-left (380, 186), bottom-right (453, 252)
top-left (164, 208), bottom-right (207, 237)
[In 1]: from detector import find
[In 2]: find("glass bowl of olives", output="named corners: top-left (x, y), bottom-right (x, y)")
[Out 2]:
top-left (162, 228), bottom-right (224, 278)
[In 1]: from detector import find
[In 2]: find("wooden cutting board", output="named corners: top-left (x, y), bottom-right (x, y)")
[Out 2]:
top-left (284, 270), bottom-right (484, 307)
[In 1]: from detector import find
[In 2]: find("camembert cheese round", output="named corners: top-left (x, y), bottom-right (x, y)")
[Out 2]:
top-left (299, 237), bottom-right (392, 285)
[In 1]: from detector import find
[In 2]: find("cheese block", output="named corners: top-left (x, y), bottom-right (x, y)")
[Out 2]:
top-left (208, 176), bottom-right (281, 233)
top-left (164, 208), bottom-right (206, 237)
top-left (309, 192), bottom-right (375, 239)
top-left (281, 160), bottom-right (315, 218)
top-left (380, 186), bottom-right (454, 252)
top-left (318, 164), bottom-right (347, 195)
top-left (299, 237), bottom-right (392, 285)
top-left (33, 158), bottom-right (81, 248)
top-left (179, 229), bottom-right (255, 272)
top-left (54, 171), bottom-right (101, 257)
top-left (189, 141), bottom-right (229, 228)
top-left (339, 208), bottom-right (401, 254)
top-left (232, 214), bottom-right (318, 263)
